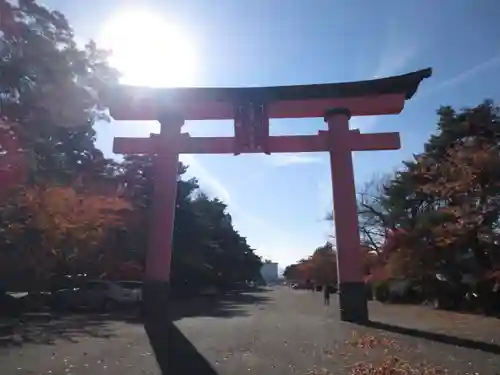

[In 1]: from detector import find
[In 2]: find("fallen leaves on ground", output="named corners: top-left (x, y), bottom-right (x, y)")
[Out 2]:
top-left (309, 332), bottom-right (454, 375)
top-left (307, 367), bottom-right (333, 375)
top-left (307, 356), bottom-right (450, 375)
top-left (349, 356), bottom-right (448, 375)
top-left (347, 332), bottom-right (401, 351)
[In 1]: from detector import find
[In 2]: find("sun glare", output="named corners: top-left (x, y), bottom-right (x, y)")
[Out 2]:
top-left (97, 10), bottom-right (198, 87)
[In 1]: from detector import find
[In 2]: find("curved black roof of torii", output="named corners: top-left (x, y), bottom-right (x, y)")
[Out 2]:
top-left (114, 68), bottom-right (432, 104)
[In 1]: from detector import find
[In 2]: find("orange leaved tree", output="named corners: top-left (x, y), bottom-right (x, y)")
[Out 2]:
top-left (0, 185), bottom-right (131, 288)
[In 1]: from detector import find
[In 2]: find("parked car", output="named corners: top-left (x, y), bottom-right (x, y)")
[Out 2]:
top-left (0, 291), bottom-right (24, 317)
top-left (373, 279), bottom-right (422, 304)
top-left (22, 291), bottom-right (52, 312)
top-left (431, 273), bottom-right (500, 313)
top-left (52, 280), bottom-right (139, 312)
top-left (116, 281), bottom-right (143, 303)
top-left (199, 286), bottom-right (219, 297)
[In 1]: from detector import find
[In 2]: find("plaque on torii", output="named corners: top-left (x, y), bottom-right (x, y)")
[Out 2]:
top-left (108, 68), bottom-right (431, 331)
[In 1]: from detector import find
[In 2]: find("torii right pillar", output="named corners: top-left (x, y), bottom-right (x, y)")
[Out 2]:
top-left (325, 107), bottom-right (370, 323)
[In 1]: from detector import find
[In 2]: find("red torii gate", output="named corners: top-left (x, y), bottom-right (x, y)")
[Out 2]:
top-left (108, 68), bottom-right (431, 329)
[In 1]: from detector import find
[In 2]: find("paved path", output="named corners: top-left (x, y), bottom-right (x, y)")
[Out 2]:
top-left (1, 287), bottom-right (500, 374)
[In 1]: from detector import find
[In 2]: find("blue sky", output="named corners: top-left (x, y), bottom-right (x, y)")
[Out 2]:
top-left (43, 0), bottom-right (500, 267)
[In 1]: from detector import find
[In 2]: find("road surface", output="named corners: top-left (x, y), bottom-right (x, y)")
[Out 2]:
top-left (1, 286), bottom-right (500, 374)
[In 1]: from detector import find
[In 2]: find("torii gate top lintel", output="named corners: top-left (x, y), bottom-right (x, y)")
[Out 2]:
top-left (108, 68), bottom-right (432, 122)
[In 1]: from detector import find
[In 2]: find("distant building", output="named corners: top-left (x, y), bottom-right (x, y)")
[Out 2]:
top-left (260, 262), bottom-right (279, 284)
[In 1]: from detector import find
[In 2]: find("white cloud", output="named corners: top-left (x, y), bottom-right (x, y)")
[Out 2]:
top-left (317, 178), bottom-right (332, 214)
top-left (180, 154), bottom-right (231, 204)
top-left (179, 155), bottom-right (292, 256)
top-left (316, 177), bottom-right (336, 241)
top-left (358, 40), bottom-right (419, 132)
top-left (350, 116), bottom-right (380, 132)
top-left (421, 53), bottom-right (500, 97)
top-left (373, 46), bottom-right (418, 79)
top-left (373, 16), bottom-right (420, 80)
top-left (267, 154), bottom-right (322, 167)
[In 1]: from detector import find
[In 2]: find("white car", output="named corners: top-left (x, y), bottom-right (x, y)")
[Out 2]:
top-left (116, 281), bottom-right (143, 303)
top-left (53, 280), bottom-right (139, 312)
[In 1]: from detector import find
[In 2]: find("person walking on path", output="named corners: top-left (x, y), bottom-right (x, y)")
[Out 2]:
top-left (323, 284), bottom-right (330, 306)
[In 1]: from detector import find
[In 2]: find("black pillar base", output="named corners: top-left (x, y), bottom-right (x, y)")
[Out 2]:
top-left (143, 280), bottom-right (170, 374)
top-left (338, 282), bottom-right (369, 323)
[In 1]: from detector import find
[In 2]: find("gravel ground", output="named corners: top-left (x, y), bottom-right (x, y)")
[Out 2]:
top-left (1, 286), bottom-right (500, 375)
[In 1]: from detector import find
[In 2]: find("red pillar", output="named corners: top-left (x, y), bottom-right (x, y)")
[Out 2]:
top-left (325, 108), bottom-right (368, 322)
top-left (142, 113), bottom-right (184, 374)
top-left (145, 116), bottom-right (183, 282)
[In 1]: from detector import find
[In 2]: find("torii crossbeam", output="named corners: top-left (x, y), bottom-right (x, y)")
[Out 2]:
top-left (108, 68), bottom-right (431, 364)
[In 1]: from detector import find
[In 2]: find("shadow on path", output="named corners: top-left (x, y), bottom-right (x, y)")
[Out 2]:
top-left (360, 320), bottom-right (500, 355)
top-left (0, 290), bottom-right (270, 349)
top-left (170, 290), bottom-right (271, 321)
top-left (147, 321), bottom-right (218, 375)
top-left (0, 314), bottom-right (116, 347)
top-left (154, 290), bottom-right (269, 374)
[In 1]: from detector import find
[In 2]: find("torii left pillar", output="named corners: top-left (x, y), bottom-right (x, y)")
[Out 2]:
top-left (142, 113), bottom-right (184, 374)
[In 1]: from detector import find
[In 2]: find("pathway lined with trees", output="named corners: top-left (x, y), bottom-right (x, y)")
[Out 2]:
top-left (2, 287), bottom-right (500, 374)
top-left (2, 1), bottom-right (500, 373)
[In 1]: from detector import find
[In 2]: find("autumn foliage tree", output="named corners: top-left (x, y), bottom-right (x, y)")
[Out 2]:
top-left (388, 102), bottom-right (500, 281)
top-left (0, 119), bottom-right (27, 197)
top-left (309, 242), bottom-right (337, 285)
top-left (354, 101), bottom-right (500, 310)
top-left (0, 185), bottom-right (131, 287)
top-left (0, 0), bottom-right (119, 185)
top-left (0, 0), bottom-right (130, 289)
top-left (0, 2), bottom-right (263, 293)
top-left (284, 242), bottom-right (337, 286)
